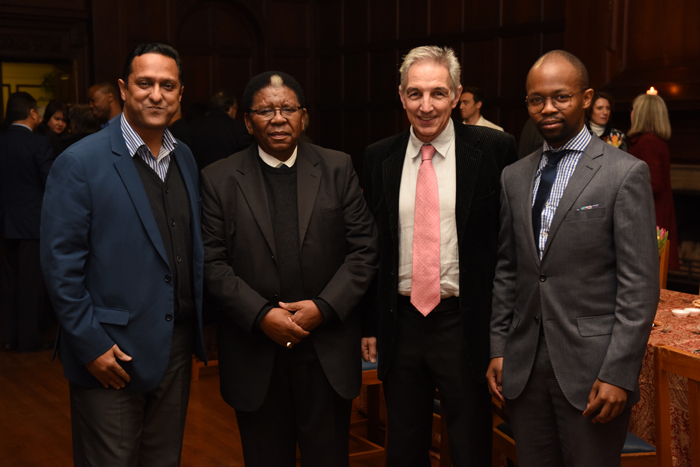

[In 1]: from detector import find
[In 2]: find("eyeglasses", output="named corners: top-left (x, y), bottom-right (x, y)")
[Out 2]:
top-left (248, 107), bottom-right (303, 120)
top-left (525, 90), bottom-right (587, 113)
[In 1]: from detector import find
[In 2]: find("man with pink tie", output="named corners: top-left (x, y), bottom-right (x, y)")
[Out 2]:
top-left (361, 45), bottom-right (517, 466)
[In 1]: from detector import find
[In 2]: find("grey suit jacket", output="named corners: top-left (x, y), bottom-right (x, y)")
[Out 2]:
top-left (201, 142), bottom-right (379, 411)
top-left (490, 135), bottom-right (659, 410)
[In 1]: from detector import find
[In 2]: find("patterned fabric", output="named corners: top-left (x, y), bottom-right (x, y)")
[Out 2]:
top-left (410, 144), bottom-right (441, 316)
top-left (531, 127), bottom-right (591, 258)
top-left (121, 114), bottom-right (178, 181)
top-left (601, 127), bottom-right (626, 149)
top-left (630, 288), bottom-right (700, 467)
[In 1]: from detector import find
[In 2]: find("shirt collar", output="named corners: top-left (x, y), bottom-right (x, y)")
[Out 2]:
top-left (408, 118), bottom-right (454, 159)
top-left (258, 145), bottom-right (298, 168)
top-left (542, 125), bottom-right (592, 155)
top-left (120, 113), bottom-right (178, 161)
top-left (11, 123), bottom-right (32, 131)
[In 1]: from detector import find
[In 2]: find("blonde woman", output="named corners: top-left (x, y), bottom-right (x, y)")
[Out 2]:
top-left (628, 93), bottom-right (679, 270)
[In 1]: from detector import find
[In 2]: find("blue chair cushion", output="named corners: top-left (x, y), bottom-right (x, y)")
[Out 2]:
top-left (361, 358), bottom-right (378, 372)
top-left (622, 431), bottom-right (655, 453)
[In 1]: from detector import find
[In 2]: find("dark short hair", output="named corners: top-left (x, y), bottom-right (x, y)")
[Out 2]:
top-left (211, 90), bottom-right (237, 113)
top-left (69, 104), bottom-right (100, 134)
top-left (90, 82), bottom-right (119, 98)
top-left (529, 50), bottom-right (590, 90)
top-left (5, 92), bottom-right (38, 123)
top-left (242, 71), bottom-right (306, 112)
top-left (122, 42), bottom-right (184, 86)
top-left (462, 86), bottom-right (485, 104)
top-left (42, 100), bottom-right (69, 126)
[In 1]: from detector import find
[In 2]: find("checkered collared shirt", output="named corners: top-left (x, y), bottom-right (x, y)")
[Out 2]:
top-left (120, 114), bottom-right (178, 181)
top-left (532, 126), bottom-right (592, 259)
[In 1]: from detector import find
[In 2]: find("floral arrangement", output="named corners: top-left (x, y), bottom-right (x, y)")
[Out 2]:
top-left (657, 226), bottom-right (668, 257)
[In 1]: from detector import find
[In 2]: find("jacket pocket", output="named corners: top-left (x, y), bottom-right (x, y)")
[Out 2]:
top-left (577, 314), bottom-right (615, 337)
top-left (564, 206), bottom-right (606, 223)
top-left (93, 307), bottom-right (130, 326)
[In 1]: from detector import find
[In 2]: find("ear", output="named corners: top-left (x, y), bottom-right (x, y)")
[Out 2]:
top-left (244, 113), bottom-right (254, 136)
top-left (118, 79), bottom-right (127, 102)
top-left (476, 100), bottom-right (483, 110)
top-left (301, 108), bottom-right (307, 131)
top-left (451, 85), bottom-right (463, 109)
top-left (398, 85), bottom-right (407, 110)
top-left (178, 85), bottom-right (184, 103)
top-left (582, 88), bottom-right (594, 110)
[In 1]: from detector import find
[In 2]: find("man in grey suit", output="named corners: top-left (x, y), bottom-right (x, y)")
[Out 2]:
top-left (486, 50), bottom-right (659, 466)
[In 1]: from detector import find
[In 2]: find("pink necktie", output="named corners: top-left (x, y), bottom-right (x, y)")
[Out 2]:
top-left (411, 144), bottom-right (441, 316)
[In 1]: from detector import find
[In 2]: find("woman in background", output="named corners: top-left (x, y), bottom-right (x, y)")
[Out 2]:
top-left (55, 104), bottom-right (100, 156)
top-left (586, 91), bottom-right (627, 151)
top-left (628, 93), bottom-right (679, 270)
top-left (35, 99), bottom-right (69, 156)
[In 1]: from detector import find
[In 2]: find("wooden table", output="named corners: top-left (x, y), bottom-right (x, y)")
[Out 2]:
top-left (630, 288), bottom-right (700, 467)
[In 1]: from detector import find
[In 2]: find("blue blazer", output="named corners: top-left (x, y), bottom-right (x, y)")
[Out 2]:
top-left (40, 118), bottom-right (206, 392)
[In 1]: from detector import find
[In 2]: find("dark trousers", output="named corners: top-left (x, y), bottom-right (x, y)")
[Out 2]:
top-left (383, 296), bottom-right (492, 467)
top-left (69, 319), bottom-right (193, 467)
top-left (235, 339), bottom-right (352, 467)
top-left (506, 333), bottom-right (631, 467)
top-left (1, 238), bottom-right (46, 351)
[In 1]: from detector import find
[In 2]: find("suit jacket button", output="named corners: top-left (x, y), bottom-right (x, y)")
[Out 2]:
top-left (165, 275), bottom-right (172, 283)
top-left (165, 313), bottom-right (173, 321)
top-left (539, 275), bottom-right (547, 282)
top-left (534, 316), bottom-right (540, 323)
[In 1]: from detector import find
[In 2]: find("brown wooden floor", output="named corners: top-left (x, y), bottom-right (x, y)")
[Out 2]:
top-left (0, 349), bottom-right (440, 466)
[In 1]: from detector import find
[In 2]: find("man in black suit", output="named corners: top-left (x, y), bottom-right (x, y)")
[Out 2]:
top-left (188, 89), bottom-right (254, 171)
top-left (0, 92), bottom-right (54, 352)
top-left (362, 45), bottom-right (517, 466)
top-left (201, 71), bottom-right (379, 467)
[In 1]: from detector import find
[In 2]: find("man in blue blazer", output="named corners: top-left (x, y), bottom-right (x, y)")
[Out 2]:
top-left (0, 92), bottom-right (54, 352)
top-left (41, 43), bottom-right (206, 466)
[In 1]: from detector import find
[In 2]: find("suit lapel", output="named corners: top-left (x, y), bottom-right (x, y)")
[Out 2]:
top-left (454, 129), bottom-right (484, 241)
top-left (296, 144), bottom-right (321, 248)
top-left (382, 131), bottom-right (410, 241)
top-left (236, 146), bottom-right (277, 258)
top-left (521, 149), bottom-right (545, 264)
top-left (541, 139), bottom-right (603, 259)
top-left (111, 125), bottom-right (170, 266)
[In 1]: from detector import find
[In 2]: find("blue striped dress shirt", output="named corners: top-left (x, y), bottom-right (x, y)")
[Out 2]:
top-left (120, 114), bottom-right (178, 181)
top-left (532, 126), bottom-right (592, 259)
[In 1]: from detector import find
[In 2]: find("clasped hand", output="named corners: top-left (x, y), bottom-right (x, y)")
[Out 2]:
top-left (259, 300), bottom-right (323, 347)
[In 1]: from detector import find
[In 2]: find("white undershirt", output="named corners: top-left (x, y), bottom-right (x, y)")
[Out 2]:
top-left (258, 146), bottom-right (298, 168)
top-left (397, 119), bottom-right (459, 298)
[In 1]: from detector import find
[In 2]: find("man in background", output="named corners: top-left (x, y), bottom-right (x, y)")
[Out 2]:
top-left (459, 86), bottom-right (504, 131)
top-left (188, 89), bottom-right (254, 170)
top-left (0, 92), bottom-right (53, 352)
top-left (87, 82), bottom-right (122, 128)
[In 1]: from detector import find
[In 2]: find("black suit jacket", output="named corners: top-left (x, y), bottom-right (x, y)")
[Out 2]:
top-left (362, 122), bottom-right (517, 381)
top-left (188, 111), bottom-right (254, 171)
top-left (0, 125), bottom-right (53, 239)
top-left (201, 142), bottom-right (379, 411)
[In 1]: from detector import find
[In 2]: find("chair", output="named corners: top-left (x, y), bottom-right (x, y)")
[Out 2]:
top-left (491, 397), bottom-right (656, 466)
top-left (660, 240), bottom-right (671, 289)
top-left (349, 359), bottom-right (386, 461)
top-left (654, 345), bottom-right (700, 467)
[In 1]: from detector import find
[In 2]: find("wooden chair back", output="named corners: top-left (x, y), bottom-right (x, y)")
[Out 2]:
top-left (659, 240), bottom-right (670, 289)
top-left (654, 345), bottom-right (700, 467)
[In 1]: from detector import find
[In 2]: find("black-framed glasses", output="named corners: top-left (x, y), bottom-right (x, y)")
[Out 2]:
top-left (524, 90), bottom-right (587, 113)
top-left (248, 107), bottom-right (303, 120)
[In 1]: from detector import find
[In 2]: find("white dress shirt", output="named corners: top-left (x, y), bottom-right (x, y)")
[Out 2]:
top-left (258, 145), bottom-right (298, 168)
top-left (398, 119), bottom-right (459, 298)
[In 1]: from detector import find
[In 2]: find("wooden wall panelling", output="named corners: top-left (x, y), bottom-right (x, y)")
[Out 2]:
top-left (0, 2), bottom-right (90, 115)
top-left (462, 0), bottom-right (500, 30)
top-left (430, 0), bottom-right (463, 35)
top-left (398, 0), bottom-right (429, 39)
top-left (369, 0), bottom-right (396, 42)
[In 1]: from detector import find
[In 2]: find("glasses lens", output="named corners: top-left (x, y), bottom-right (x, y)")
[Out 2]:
top-left (553, 96), bottom-right (571, 110)
top-left (280, 108), bottom-right (298, 118)
top-left (526, 97), bottom-right (544, 113)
